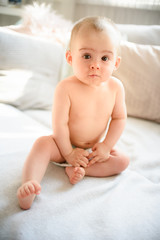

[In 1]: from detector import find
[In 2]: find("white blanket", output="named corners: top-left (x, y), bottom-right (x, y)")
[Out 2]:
top-left (0, 104), bottom-right (160, 240)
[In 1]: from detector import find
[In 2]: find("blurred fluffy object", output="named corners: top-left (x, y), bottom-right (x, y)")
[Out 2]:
top-left (7, 2), bottom-right (72, 45)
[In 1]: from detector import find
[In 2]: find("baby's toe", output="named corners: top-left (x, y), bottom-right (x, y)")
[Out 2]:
top-left (19, 188), bottom-right (27, 198)
top-left (28, 184), bottom-right (35, 194)
top-left (24, 186), bottom-right (30, 195)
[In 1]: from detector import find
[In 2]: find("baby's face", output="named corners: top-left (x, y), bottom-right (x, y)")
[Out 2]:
top-left (68, 26), bottom-right (120, 87)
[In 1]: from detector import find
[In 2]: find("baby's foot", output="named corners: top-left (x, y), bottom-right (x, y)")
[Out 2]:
top-left (65, 167), bottom-right (85, 184)
top-left (17, 180), bottom-right (41, 199)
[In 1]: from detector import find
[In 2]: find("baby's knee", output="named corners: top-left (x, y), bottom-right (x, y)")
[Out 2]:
top-left (34, 135), bottom-right (52, 150)
top-left (119, 155), bottom-right (130, 172)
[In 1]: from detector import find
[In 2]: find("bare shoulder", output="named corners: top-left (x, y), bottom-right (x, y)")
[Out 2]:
top-left (53, 77), bottom-right (77, 106)
top-left (55, 76), bottom-right (77, 93)
top-left (109, 76), bottom-right (125, 94)
top-left (110, 76), bottom-right (124, 88)
top-left (56, 76), bottom-right (78, 89)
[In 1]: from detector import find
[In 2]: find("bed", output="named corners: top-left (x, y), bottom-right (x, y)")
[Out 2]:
top-left (0, 21), bottom-right (160, 240)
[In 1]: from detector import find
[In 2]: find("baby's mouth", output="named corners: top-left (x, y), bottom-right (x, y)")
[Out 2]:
top-left (88, 74), bottom-right (100, 78)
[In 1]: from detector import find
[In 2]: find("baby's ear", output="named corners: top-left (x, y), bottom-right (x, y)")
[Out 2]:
top-left (114, 56), bottom-right (121, 71)
top-left (66, 50), bottom-right (72, 65)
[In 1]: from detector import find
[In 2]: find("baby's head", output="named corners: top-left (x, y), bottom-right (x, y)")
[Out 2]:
top-left (66, 16), bottom-right (121, 86)
top-left (69, 16), bottom-right (121, 54)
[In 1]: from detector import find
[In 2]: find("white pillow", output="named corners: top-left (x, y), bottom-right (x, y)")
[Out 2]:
top-left (0, 27), bottom-right (64, 110)
top-left (117, 24), bottom-right (160, 45)
top-left (113, 41), bottom-right (160, 123)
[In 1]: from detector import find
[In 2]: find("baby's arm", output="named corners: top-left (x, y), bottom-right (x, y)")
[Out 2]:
top-left (103, 81), bottom-right (127, 149)
top-left (88, 81), bottom-right (127, 166)
top-left (52, 80), bottom-right (88, 167)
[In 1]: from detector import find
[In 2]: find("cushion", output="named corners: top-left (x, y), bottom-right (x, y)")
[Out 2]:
top-left (0, 27), bottom-right (64, 110)
top-left (113, 41), bottom-right (160, 123)
top-left (117, 24), bottom-right (160, 45)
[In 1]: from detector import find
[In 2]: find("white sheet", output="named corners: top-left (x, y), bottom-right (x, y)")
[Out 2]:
top-left (0, 104), bottom-right (160, 240)
top-left (24, 109), bottom-right (52, 129)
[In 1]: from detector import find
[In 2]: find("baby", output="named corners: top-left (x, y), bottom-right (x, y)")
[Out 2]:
top-left (17, 16), bottom-right (129, 209)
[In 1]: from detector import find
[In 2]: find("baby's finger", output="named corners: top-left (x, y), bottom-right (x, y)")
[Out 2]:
top-left (83, 150), bottom-right (89, 157)
top-left (88, 151), bottom-right (97, 160)
top-left (79, 162), bottom-right (87, 168)
top-left (88, 156), bottom-right (99, 167)
top-left (98, 158), bottom-right (108, 163)
top-left (79, 158), bottom-right (88, 168)
top-left (82, 156), bottom-right (89, 164)
top-left (74, 162), bottom-right (80, 167)
top-left (92, 144), bottom-right (98, 151)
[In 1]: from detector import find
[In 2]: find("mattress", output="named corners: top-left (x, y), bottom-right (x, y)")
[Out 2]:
top-left (0, 103), bottom-right (160, 240)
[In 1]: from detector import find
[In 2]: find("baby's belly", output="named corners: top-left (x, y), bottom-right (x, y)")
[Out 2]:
top-left (69, 119), bottom-right (108, 148)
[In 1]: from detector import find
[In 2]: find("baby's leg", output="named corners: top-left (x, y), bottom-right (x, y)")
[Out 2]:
top-left (17, 135), bottom-right (64, 210)
top-left (65, 149), bottom-right (129, 184)
top-left (85, 149), bottom-right (129, 177)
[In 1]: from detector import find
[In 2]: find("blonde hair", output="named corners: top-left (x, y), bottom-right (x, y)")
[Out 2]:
top-left (69, 16), bottom-right (121, 53)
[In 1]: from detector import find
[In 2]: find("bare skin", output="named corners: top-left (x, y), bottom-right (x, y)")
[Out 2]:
top-left (17, 20), bottom-right (129, 210)
top-left (65, 167), bottom-right (85, 184)
top-left (17, 136), bottom-right (129, 209)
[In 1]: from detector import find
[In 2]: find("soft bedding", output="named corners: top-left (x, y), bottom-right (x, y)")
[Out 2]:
top-left (0, 103), bottom-right (160, 240)
top-left (0, 19), bottom-right (160, 240)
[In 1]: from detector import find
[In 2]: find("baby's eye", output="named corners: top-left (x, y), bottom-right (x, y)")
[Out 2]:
top-left (83, 54), bottom-right (91, 59)
top-left (101, 56), bottom-right (109, 61)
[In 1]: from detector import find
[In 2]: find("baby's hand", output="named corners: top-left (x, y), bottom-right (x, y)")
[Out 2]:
top-left (65, 148), bottom-right (89, 167)
top-left (88, 142), bottom-right (110, 167)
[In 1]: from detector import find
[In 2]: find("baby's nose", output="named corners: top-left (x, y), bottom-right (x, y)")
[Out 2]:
top-left (90, 62), bottom-right (100, 70)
